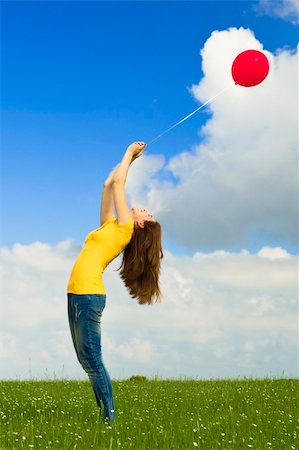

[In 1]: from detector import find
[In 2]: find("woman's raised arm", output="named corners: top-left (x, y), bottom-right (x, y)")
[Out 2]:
top-left (112, 142), bottom-right (146, 185)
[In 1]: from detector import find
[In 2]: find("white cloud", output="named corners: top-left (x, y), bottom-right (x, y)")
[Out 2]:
top-left (255, 0), bottom-right (299, 25)
top-left (127, 27), bottom-right (298, 252)
top-left (106, 337), bottom-right (154, 364)
top-left (258, 246), bottom-right (292, 260)
top-left (0, 239), bottom-right (297, 380)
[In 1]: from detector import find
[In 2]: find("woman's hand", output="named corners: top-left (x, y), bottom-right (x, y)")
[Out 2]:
top-left (126, 141), bottom-right (147, 162)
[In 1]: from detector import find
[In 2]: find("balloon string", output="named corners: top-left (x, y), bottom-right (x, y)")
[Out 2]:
top-left (146, 84), bottom-right (234, 147)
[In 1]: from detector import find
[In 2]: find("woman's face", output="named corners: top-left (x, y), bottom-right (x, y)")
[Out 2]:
top-left (131, 208), bottom-right (156, 228)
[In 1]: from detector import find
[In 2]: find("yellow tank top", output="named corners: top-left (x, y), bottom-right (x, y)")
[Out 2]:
top-left (67, 216), bottom-right (134, 295)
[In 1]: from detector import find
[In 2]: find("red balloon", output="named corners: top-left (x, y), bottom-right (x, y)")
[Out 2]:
top-left (231, 50), bottom-right (269, 87)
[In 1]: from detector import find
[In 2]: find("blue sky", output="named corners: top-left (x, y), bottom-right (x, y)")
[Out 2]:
top-left (1, 1), bottom-right (298, 381)
top-left (2, 1), bottom-right (298, 252)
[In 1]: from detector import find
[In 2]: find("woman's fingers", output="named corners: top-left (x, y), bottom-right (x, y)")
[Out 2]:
top-left (127, 142), bottom-right (146, 159)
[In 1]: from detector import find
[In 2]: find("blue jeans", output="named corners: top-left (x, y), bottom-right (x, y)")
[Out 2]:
top-left (67, 293), bottom-right (115, 422)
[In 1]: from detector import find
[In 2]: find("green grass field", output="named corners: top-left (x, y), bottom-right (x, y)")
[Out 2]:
top-left (0, 377), bottom-right (297, 449)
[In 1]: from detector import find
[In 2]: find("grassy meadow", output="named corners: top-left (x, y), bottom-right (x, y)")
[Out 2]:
top-left (0, 376), bottom-right (297, 449)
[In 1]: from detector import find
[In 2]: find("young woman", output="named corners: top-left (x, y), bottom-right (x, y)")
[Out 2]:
top-left (67, 141), bottom-right (163, 424)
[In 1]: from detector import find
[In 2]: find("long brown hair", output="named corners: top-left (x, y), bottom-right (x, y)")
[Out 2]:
top-left (116, 221), bottom-right (163, 305)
